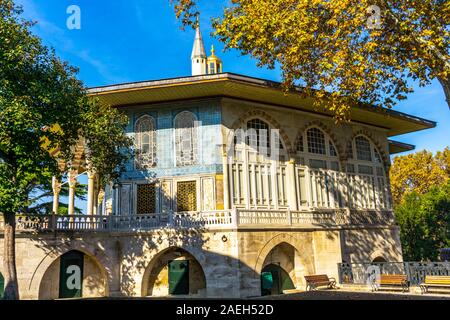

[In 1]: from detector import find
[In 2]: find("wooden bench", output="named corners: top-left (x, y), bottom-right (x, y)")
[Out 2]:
top-left (373, 274), bottom-right (409, 292)
top-left (420, 276), bottom-right (450, 294)
top-left (304, 275), bottom-right (336, 291)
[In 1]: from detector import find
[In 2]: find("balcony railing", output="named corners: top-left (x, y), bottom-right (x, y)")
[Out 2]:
top-left (0, 208), bottom-right (396, 233)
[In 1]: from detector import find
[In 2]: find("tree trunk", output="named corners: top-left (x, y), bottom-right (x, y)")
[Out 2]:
top-left (2, 212), bottom-right (19, 300)
top-left (438, 77), bottom-right (450, 110)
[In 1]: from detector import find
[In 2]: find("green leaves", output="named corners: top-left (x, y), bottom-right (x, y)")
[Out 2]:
top-left (390, 148), bottom-right (450, 205)
top-left (0, 0), bottom-right (132, 215)
top-left (395, 181), bottom-right (450, 261)
top-left (172, 0), bottom-right (450, 119)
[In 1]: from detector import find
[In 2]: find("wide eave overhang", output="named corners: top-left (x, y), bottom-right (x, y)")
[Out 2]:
top-left (88, 73), bottom-right (436, 138)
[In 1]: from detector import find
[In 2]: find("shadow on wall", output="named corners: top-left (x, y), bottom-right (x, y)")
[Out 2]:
top-left (340, 227), bottom-right (403, 263)
top-left (27, 225), bottom-right (314, 299)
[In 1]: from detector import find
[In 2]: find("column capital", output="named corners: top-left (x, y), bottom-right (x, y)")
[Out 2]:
top-left (87, 170), bottom-right (96, 180)
top-left (52, 176), bottom-right (62, 194)
top-left (68, 170), bottom-right (78, 188)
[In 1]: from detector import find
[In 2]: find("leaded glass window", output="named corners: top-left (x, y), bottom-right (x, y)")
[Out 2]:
top-left (355, 136), bottom-right (372, 161)
top-left (247, 119), bottom-right (270, 150)
top-left (307, 128), bottom-right (326, 155)
top-left (135, 115), bottom-right (156, 169)
top-left (175, 111), bottom-right (198, 166)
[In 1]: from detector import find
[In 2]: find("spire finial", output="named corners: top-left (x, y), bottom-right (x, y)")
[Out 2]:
top-left (195, 14), bottom-right (200, 28)
top-left (211, 44), bottom-right (215, 55)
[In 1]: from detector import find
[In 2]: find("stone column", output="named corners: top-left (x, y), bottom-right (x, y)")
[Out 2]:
top-left (287, 158), bottom-right (298, 211)
top-left (87, 171), bottom-right (95, 215)
top-left (52, 176), bottom-right (62, 214)
top-left (97, 189), bottom-right (105, 215)
top-left (68, 170), bottom-right (77, 216)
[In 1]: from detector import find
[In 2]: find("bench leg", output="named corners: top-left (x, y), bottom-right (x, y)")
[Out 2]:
top-left (420, 285), bottom-right (426, 295)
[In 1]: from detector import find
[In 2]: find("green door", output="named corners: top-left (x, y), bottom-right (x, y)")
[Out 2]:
top-left (261, 272), bottom-right (273, 296)
top-left (168, 260), bottom-right (189, 295)
top-left (59, 251), bottom-right (84, 299)
top-left (261, 264), bottom-right (295, 296)
top-left (0, 272), bottom-right (4, 299)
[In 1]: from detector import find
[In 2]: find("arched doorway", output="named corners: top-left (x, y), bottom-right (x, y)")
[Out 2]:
top-left (372, 256), bottom-right (387, 263)
top-left (39, 250), bottom-right (107, 300)
top-left (144, 247), bottom-right (206, 297)
top-left (260, 242), bottom-right (299, 296)
top-left (0, 272), bottom-right (4, 299)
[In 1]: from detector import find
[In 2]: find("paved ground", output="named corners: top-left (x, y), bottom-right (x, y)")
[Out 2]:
top-left (257, 290), bottom-right (450, 300)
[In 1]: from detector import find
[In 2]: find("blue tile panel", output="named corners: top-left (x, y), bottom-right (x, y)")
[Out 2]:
top-left (120, 100), bottom-right (224, 181)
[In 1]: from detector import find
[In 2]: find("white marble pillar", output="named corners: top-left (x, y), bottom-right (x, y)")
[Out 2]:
top-left (87, 171), bottom-right (95, 215)
top-left (68, 170), bottom-right (77, 216)
top-left (287, 158), bottom-right (298, 211)
top-left (222, 150), bottom-right (230, 210)
top-left (52, 176), bottom-right (61, 214)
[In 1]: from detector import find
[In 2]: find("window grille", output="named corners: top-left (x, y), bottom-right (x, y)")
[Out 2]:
top-left (137, 184), bottom-right (156, 214)
top-left (135, 115), bottom-right (156, 169)
top-left (175, 111), bottom-right (198, 166)
top-left (177, 181), bottom-right (197, 212)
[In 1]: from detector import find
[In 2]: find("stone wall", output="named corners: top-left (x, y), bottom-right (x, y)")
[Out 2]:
top-left (0, 225), bottom-right (402, 299)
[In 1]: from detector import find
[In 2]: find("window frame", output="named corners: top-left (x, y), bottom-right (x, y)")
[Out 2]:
top-left (134, 115), bottom-right (157, 170)
top-left (296, 126), bottom-right (340, 171)
top-left (174, 111), bottom-right (199, 167)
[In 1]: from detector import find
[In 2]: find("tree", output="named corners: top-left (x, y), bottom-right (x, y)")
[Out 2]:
top-left (0, 1), bottom-right (132, 299)
top-left (395, 181), bottom-right (450, 261)
top-left (390, 148), bottom-right (450, 205)
top-left (172, 0), bottom-right (449, 119)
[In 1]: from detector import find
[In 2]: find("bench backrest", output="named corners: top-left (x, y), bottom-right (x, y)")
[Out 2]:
top-left (380, 274), bottom-right (407, 284)
top-left (304, 275), bottom-right (330, 283)
top-left (424, 276), bottom-right (450, 284)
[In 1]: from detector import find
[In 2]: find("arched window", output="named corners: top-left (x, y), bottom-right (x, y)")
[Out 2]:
top-left (175, 111), bottom-right (198, 166)
top-left (296, 127), bottom-right (339, 170)
top-left (247, 118), bottom-right (271, 150)
top-left (350, 135), bottom-right (385, 175)
top-left (135, 115), bottom-right (156, 169)
top-left (307, 127), bottom-right (326, 155)
top-left (348, 135), bottom-right (389, 209)
top-left (355, 136), bottom-right (372, 161)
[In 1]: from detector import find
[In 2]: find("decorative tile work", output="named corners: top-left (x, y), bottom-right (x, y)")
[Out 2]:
top-left (120, 101), bottom-right (223, 182)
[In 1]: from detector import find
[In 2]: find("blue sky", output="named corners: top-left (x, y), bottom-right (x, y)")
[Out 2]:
top-left (14, 0), bottom-right (449, 210)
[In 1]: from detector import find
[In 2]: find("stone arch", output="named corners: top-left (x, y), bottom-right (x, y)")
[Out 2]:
top-left (370, 250), bottom-right (388, 263)
top-left (230, 109), bottom-right (294, 156)
top-left (141, 246), bottom-right (207, 297)
top-left (255, 234), bottom-right (315, 291)
top-left (294, 120), bottom-right (345, 161)
top-left (347, 130), bottom-right (390, 169)
top-left (29, 242), bottom-right (113, 300)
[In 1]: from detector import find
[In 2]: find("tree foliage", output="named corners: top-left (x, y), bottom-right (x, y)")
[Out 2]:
top-left (172, 0), bottom-right (450, 119)
top-left (390, 148), bottom-right (450, 205)
top-left (395, 181), bottom-right (450, 261)
top-left (0, 0), bottom-right (132, 299)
